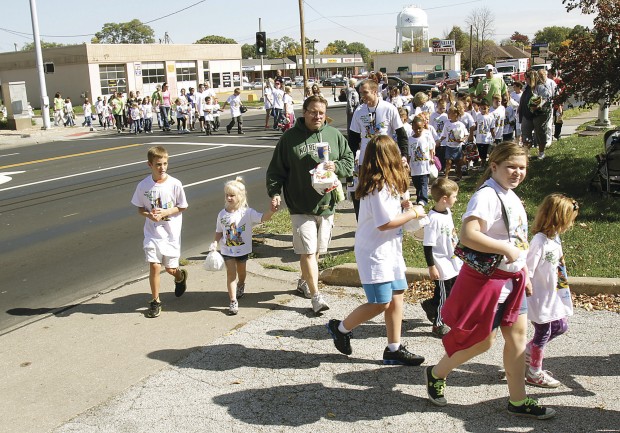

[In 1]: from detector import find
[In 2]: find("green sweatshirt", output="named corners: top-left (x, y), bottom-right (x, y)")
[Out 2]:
top-left (266, 117), bottom-right (354, 216)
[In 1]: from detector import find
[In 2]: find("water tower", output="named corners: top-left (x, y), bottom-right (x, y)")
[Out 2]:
top-left (395, 5), bottom-right (429, 53)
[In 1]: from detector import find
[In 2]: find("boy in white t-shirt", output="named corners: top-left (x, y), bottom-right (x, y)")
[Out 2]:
top-left (475, 98), bottom-right (496, 167)
top-left (131, 146), bottom-right (189, 318)
top-left (82, 98), bottom-right (94, 131)
top-left (409, 115), bottom-right (435, 205)
top-left (490, 93), bottom-right (505, 145)
top-left (203, 96), bottom-right (215, 135)
top-left (224, 88), bottom-right (244, 135)
top-left (438, 107), bottom-right (468, 181)
top-left (421, 178), bottom-right (461, 337)
top-left (430, 100), bottom-right (448, 170)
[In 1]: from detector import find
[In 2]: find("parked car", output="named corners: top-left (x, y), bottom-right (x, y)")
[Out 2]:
top-left (420, 70), bottom-right (461, 91)
top-left (252, 80), bottom-right (263, 89)
top-left (281, 76), bottom-right (292, 86)
top-left (322, 76), bottom-right (348, 87)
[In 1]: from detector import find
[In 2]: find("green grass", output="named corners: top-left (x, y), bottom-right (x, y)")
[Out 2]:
top-left (254, 208), bottom-right (292, 235)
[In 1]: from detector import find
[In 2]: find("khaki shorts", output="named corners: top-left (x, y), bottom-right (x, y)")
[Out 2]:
top-left (290, 214), bottom-right (334, 255)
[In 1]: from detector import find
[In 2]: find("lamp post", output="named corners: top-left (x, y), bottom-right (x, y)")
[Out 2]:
top-left (310, 39), bottom-right (318, 81)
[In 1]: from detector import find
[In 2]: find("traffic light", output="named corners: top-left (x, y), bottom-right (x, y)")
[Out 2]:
top-left (256, 32), bottom-right (267, 57)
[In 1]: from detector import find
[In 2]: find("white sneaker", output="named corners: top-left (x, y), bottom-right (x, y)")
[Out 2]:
top-left (228, 300), bottom-right (239, 316)
top-left (538, 152), bottom-right (545, 160)
top-left (296, 279), bottom-right (312, 298)
top-left (525, 369), bottom-right (561, 388)
top-left (311, 293), bottom-right (330, 314)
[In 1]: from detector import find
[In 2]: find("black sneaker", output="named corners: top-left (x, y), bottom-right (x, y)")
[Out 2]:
top-left (326, 319), bottom-right (352, 355)
top-left (226, 125), bottom-right (231, 134)
top-left (424, 365), bottom-right (447, 406)
top-left (383, 344), bottom-right (425, 366)
top-left (507, 397), bottom-right (556, 420)
top-left (421, 298), bottom-right (437, 324)
top-left (174, 269), bottom-right (188, 297)
top-left (147, 300), bottom-right (161, 318)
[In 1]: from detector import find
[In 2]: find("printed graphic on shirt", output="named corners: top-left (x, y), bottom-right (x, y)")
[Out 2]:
top-left (223, 220), bottom-right (247, 247)
top-left (144, 191), bottom-right (172, 221)
top-left (360, 112), bottom-right (386, 138)
top-left (557, 256), bottom-right (569, 290)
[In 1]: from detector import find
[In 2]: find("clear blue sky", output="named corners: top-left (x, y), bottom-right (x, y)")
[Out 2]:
top-left (0, 0), bottom-right (594, 53)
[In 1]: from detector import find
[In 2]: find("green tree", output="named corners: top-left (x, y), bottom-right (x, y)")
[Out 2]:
top-left (21, 41), bottom-right (70, 51)
top-left (91, 19), bottom-right (155, 44)
top-left (445, 26), bottom-right (469, 52)
top-left (241, 43), bottom-right (256, 59)
top-left (533, 26), bottom-right (572, 52)
top-left (270, 36), bottom-right (301, 57)
top-left (322, 39), bottom-right (348, 54)
top-left (195, 35), bottom-right (237, 44)
top-left (555, 0), bottom-right (620, 105)
top-left (347, 42), bottom-right (370, 64)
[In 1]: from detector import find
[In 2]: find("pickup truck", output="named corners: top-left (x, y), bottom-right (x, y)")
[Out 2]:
top-left (420, 70), bottom-right (460, 91)
top-left (468, 67), bottom-right (507, 87)
top-left (495, 65), bottom-right (527, 85)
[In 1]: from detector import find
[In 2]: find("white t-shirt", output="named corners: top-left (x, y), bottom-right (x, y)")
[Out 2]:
top-left (283, 93), bottom-right (294, 114)
top-left (504, 106), bottom-right (516, 134)
top-left (423, 208), bottom-right (462, 280)
top-left (203, 103), bottom-right (214, 121)
top-left (430, 111), bottom-right (448, 136)
top-left (142, 103), bottom-right (153, 119)
top-left (203, 88), bottom-right (216, 103)
top-left (195, 91), bottom-right (204, 113)
top-left (264, 87), bottom-right (274, 109)
top-left (463, 178), bottom-right (529, 299)
top-left (131, 174), bottom-right (188, 257)
top-left (409, 133), bottom-right (434, 176)
top-left (216, 207), bottom-right (263, 257)
top-left (227, 95), bottom-right (242, 117)
top-left (95, 100), bottom-right (103, 114)
top-left (526, 233), bottom-right (574, 324)
top-left (475, 113), bottom-right (495, 144)
top-left (350, 100), bottom-right (403, 165)
top-left (510, 91), bottom-right (522, 104)
top-left (131, 107), bottom-right (141, 121)
top-left (83, 103), bottom-right (92, 117)
top-left (272, 88), bottom-right (285, 109)
top-left (490, 105), bottom-right (506, 140)
top-left (354, 187), bottom-right (406, 284)
top-left (439, 120), bottom-right (468, 148)
top-left (459, 112), bottom-right (476, 135)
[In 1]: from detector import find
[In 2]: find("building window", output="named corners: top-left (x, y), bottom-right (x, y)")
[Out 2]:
top-left (176, 61), bottom-right (197, 82)
top-left (142, 62), bottom-right (166, 84)
top-left (203, 61), bottom-right (210, 85)
top-left (100, 64), bottom-right (127, 95)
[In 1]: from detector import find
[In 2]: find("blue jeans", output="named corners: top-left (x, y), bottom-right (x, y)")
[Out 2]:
top-left (160, 106), bottom-right (170, 129)
top-left (412, 174), bottom-right (429, 205)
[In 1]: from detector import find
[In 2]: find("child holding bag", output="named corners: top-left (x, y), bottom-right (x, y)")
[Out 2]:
top-left (210, 177), bottom-right (277, 315)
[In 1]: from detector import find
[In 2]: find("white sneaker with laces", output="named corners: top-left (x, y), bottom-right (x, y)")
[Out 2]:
top-left (296, 279), bottom-right (312, 298)
top-left (525, 369), bottom-right (561, 388)
top-left (311, 293), bottom-right (330, 314)
top-left (228, 300), bottom-right (239, 315)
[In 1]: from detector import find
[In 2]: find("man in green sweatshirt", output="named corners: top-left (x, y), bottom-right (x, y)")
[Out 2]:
top-left (266, 95), bottom-right (354, 314)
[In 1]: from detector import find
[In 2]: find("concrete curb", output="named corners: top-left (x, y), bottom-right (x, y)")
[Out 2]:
top-left (320, 263), bottom-right (620, 296)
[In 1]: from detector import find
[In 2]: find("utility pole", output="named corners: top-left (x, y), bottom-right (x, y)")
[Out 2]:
top-left (469, 25), bottom-right (473, 74)
top-left (29, 0), bottom-right (50, 129)
top-left (259, 18), bottom-right (265, 101)
top-left (298, 0), bottom-right (308, 91)
top-left (310, 39), bottom-right (319, 81)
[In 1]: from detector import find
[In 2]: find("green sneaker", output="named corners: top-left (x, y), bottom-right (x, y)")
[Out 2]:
top-left (507, 397), bottom-right (556, 420)
top-left (424, 366), bottom-right (447, 406)
top-left (147, 300), bottom-right (161, 318)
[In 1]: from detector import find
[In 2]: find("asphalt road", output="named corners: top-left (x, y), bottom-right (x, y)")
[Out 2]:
top-left (0, 107), bottom-right (347, 332)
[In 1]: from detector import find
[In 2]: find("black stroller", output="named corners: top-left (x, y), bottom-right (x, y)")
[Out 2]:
top-left (590, 129), bottom-right (620, 196)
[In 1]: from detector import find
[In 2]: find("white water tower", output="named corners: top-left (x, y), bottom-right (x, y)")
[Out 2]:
top-left (395, 5), bottom-right (429, 53)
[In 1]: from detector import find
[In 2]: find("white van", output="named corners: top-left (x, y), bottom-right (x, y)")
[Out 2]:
top-left (531, 63), bottom-right (552, 72)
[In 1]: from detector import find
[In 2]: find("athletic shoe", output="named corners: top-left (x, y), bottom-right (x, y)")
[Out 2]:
top-left (236, 282), bottom-right (245, 299)
top-left (424, 365), bottom-right (447, 406)
top-left (147, 300), bottom-right (161, 318)
top-left (432, 324), bottom-right (451, 337)
top-left (507, 397), bottom-right (556, 420)
top-left (525, 369), bottom-right (561, 388)
top-left (311, 293), bottom-right (330, 314)
top-left (228, 300), bottom-right (239, 315)
top-left (383, 344), bottom-right (424, 366)
top-left (174, 269), bottom-right (188, 297)
top-left (296, 279), bottom-right (312, 298)
top-left (326, 319), bottom-right (352, 355)
top-left (421, 298), bottom-right (437, 324)
top-left (226, 125), bottom-right (231, 134)
top-left (538, 152), bottom-right (546, 160)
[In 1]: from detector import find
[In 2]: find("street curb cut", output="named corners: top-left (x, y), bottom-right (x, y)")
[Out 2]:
top-left (320, 263), bottom-right (620, 296)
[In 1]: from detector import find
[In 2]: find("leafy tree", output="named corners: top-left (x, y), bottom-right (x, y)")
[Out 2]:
top-left (533, 26), bottom-right (572, 52)
top-left (555, 0), bottom-right (620, 105)
top-left (445, 26), bottom-right (469, 52)
top-left (241, 43), bottom-right (256, 59)
top-left (21, 41), bottom-right (70, 51)
top-left (195, 35), bottom-right (237, 44)
top-left (322, 39), bottom-right (348, 55)
top-left (91, 19), bottom-right (155, 44)
top-left (269, 36), bottom-right (301, 57)
top-left (510, 31), bottom-right (530, 47)
top-left (466, 6), bottom-right (495, 68)
top-left (347, 42), bottom-right (370, 64)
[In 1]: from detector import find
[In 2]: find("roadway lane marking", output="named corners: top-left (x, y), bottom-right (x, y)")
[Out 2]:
top-left (0, 152), bottom-right (20, 158)
top-left (0, 144), bottom-right (143, 170)
top-left (184, 167), bottom-right (262, 188)
top-left (0, 171), bottom-right (25, 185)
top-left (146, 141), bottom-right (276, 149)
top-left (0, 147), bottom-right (221, 193)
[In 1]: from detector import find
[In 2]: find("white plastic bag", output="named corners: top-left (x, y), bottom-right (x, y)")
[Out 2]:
top-left (403, 215), bottom-right (430, 242)
top-left (204, 250), bottom-right (225, 271)
top-left (310, 163), bottom-right (339, 195)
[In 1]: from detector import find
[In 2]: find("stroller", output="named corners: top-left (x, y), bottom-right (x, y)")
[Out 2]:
top-left (589, 129), bottom-right (620, 196)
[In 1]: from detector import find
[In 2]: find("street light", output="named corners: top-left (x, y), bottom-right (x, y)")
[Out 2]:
top-left (310, 39), bottom-right (318, 81)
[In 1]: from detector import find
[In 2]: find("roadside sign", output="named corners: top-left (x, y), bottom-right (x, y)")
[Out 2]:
top-left (531, 43), bottom-right (549, 58)
top-left (432, 39), bottom-right (456, 55)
